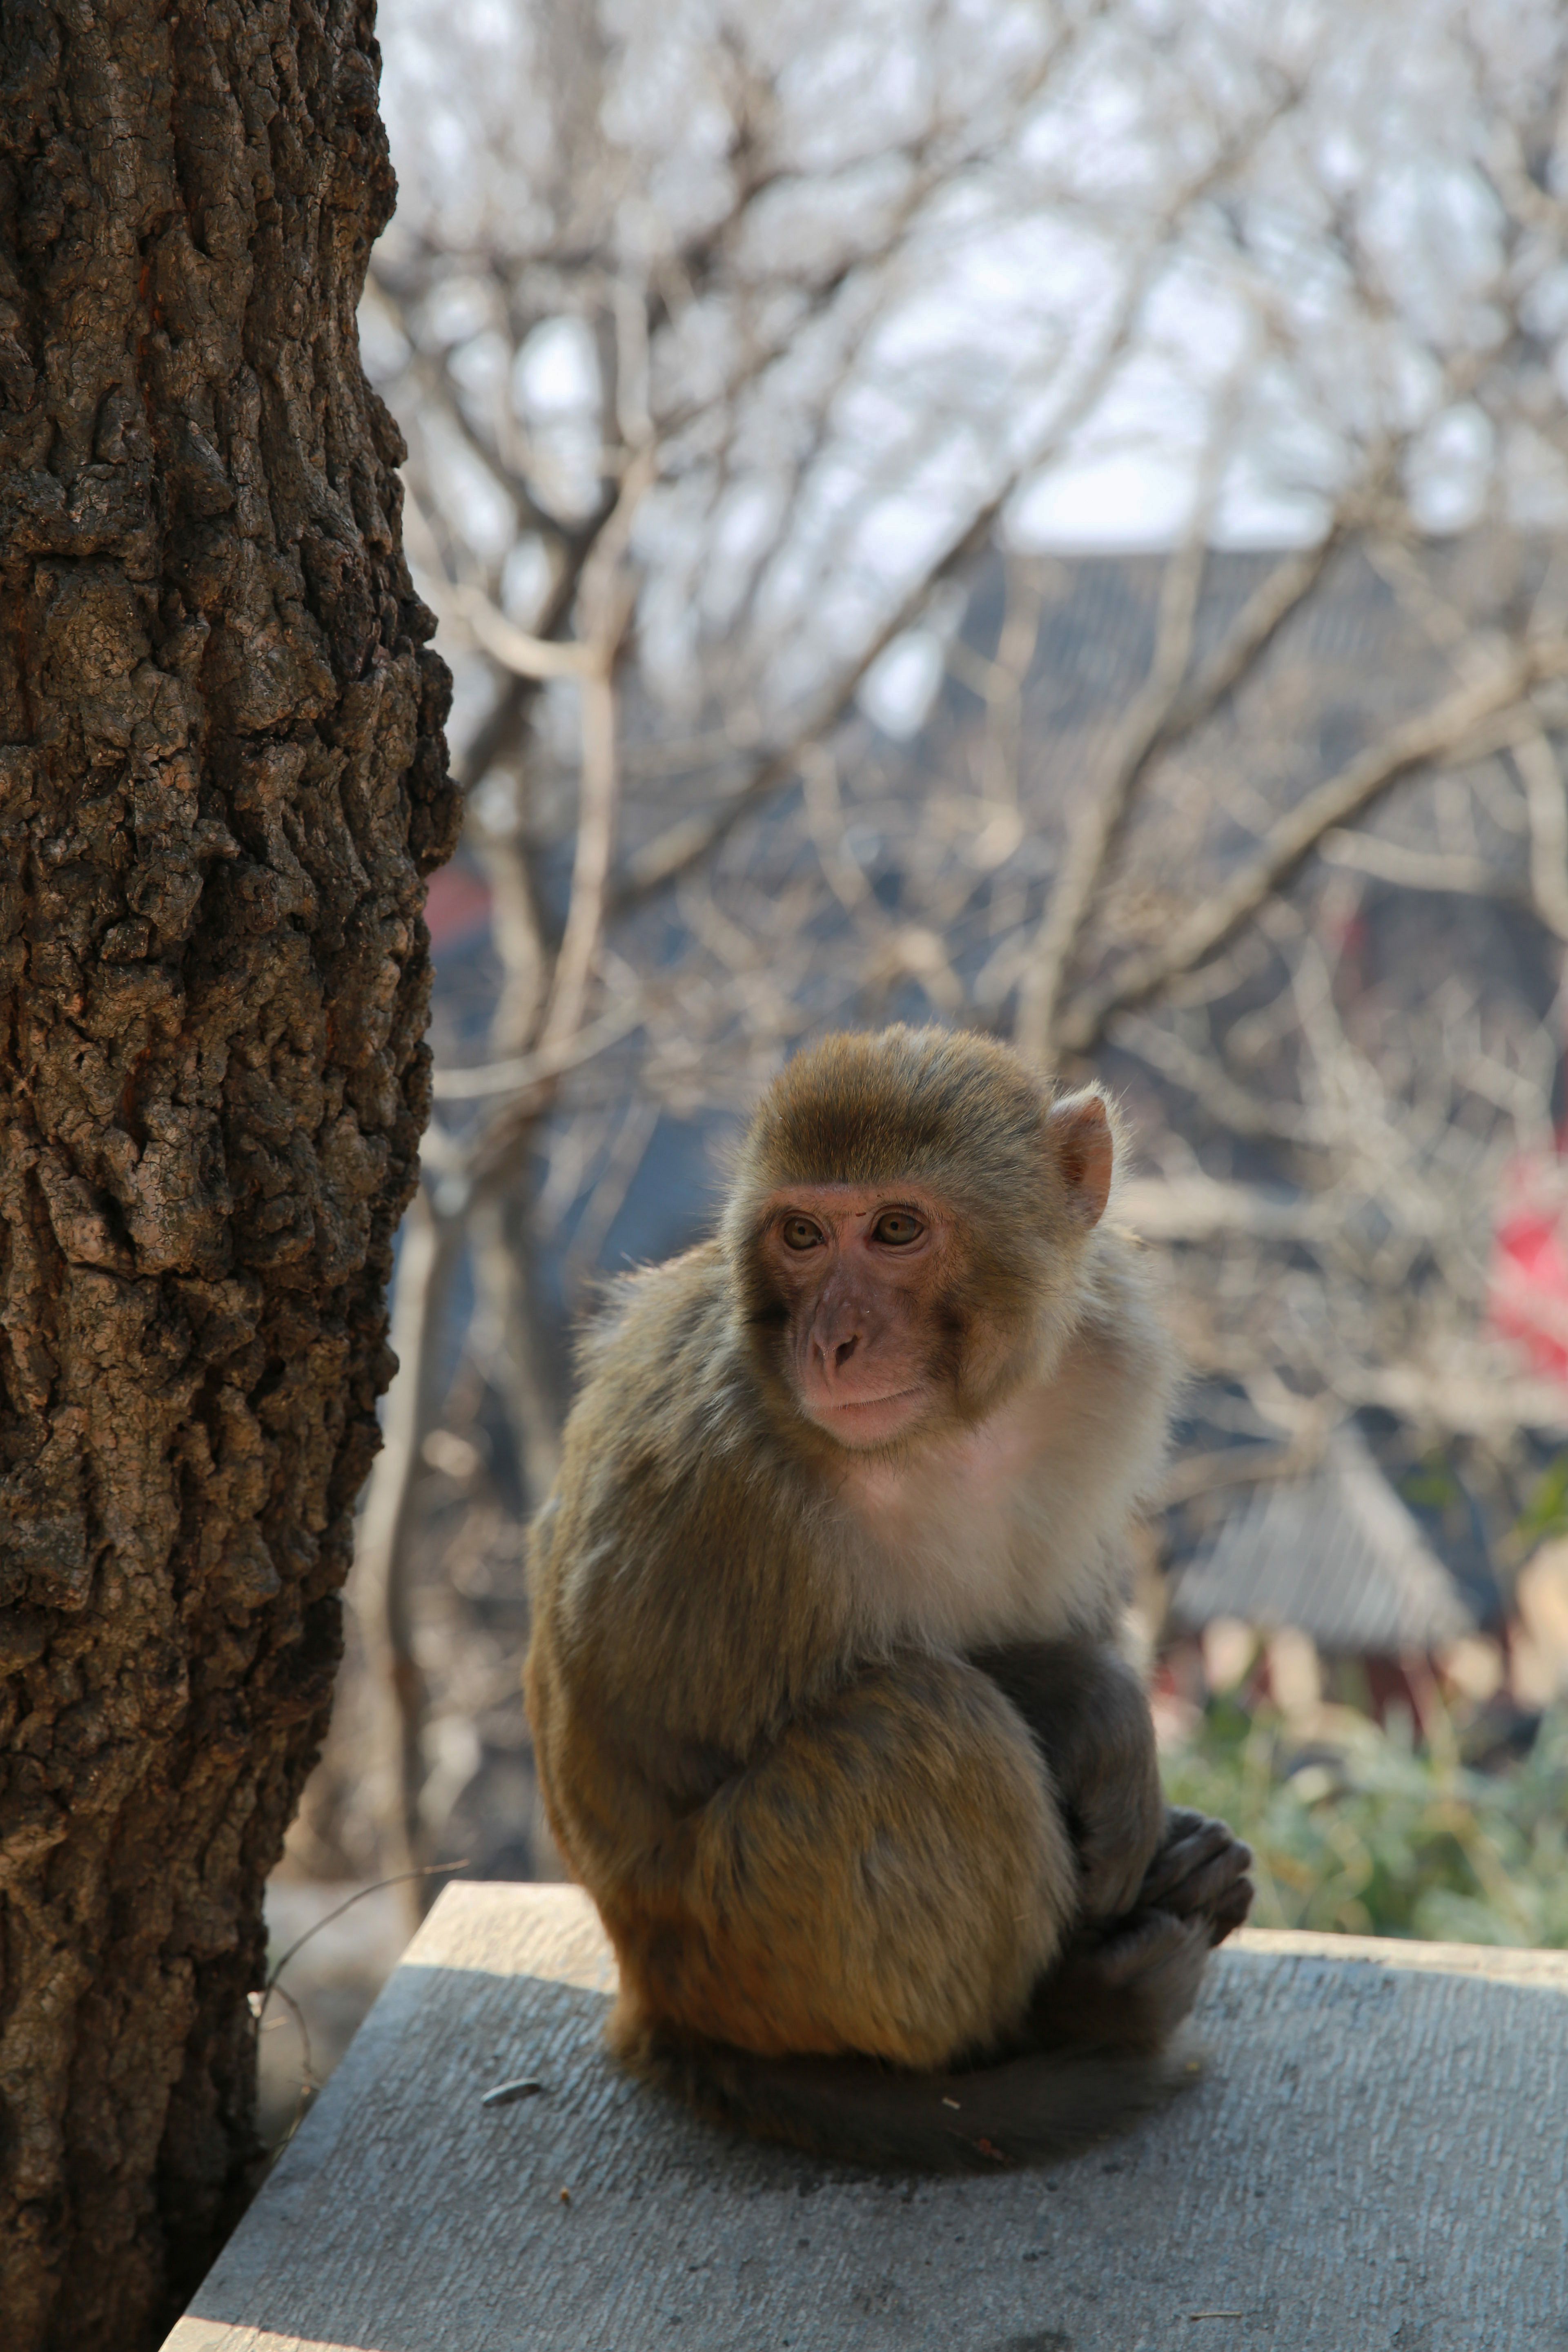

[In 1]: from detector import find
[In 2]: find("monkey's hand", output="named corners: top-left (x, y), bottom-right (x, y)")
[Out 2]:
top-left (1137, 1807), bottom-right (1254, 1947)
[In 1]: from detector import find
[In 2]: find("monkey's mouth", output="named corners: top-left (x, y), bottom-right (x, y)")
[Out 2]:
top-left (825, 1388), bottom-right (920, 1412)
top-left (809, 1385), bottom-right (926, 1441)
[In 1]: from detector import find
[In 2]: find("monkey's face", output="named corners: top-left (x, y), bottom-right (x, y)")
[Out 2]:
top-left (752, 1183), bottom-right (966, 1448)
top-left (731, 1035), bottom-right (1119, 1454)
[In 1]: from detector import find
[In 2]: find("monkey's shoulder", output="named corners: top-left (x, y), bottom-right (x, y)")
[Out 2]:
top-left (572, 1245), bottom-right (746, 1436)
top-left (572, 1241), bottom-right (728, 1382)
top-left (551, 1241), bottom-right (789, 1546)
top-left (1076, 1222), bottom-right (1176, 1375)
top-left (535, 1246), bottom-right (846, 1708)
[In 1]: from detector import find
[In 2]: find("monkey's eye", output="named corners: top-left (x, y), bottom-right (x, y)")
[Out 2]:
top-left (781, 1215), bottom-right (824, 1251)
top-left (872, 1210), bottom-right (923, 1246)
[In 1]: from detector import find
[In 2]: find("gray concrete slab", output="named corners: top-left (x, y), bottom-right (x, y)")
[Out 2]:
top-left (165, 1882), bottom-right (1568, 2352)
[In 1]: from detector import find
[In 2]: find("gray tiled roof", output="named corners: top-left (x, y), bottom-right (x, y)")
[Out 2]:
top-left (1167, 1427), bottom-right (1475, 1655)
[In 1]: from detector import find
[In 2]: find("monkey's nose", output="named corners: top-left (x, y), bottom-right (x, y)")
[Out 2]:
top-left (810, 1327), bottom-right (861, 1381)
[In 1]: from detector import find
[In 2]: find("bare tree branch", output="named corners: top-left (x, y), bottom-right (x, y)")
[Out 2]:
top-left (431, 995), bottom-right (648, 1101)
top-left (1016, 523), bottom-right (1211, 1065)
top-left (1017, 511), bottom-right (1353, 1062)
top-left (349, 1190), bottom-right (466, 1920)
top-left (1058, 644), bottom-right (1568, 1052)
top-left (1512, 724), bottom-right (1568, 942)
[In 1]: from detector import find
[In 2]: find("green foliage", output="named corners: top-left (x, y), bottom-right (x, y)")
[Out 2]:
top-left (1515, 1452), bottom-right (1568, 1552)
top-left (1163, 1698), bottom-right (1568, 1946)
top-left (1397, 1456), bottom-right (1466, 1513)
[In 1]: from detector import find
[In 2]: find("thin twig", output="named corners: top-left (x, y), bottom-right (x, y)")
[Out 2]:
top-left (1512, 725), bottom-right (1568, 942)
top-left (1317, 829), bottom-right (1516, 900)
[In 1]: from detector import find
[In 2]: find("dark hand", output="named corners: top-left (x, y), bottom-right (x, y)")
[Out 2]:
top-left (1137, 1807), bottom-right (1254, 1946)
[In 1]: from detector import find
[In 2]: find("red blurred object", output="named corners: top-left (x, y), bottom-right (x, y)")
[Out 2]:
top-left (1491, 1152), bottom-right (1568, 1379)
top-left (423, 861), bottom-right (492, 951)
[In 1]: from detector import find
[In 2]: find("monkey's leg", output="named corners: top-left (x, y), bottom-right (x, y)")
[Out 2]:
top-left (607, 1654), bottom-right (1079, 2073)
top-left (967, 1637), bottom-right (1165, 1921)
top-left (1025, 1908), bottom-right (1213, 2055)
top-left (1018, 1805), bottom-right (1256, 2058)
top-left (1026, 1818), bottom-right (1254, 2056)
top-left (968, 1648), bottom-right (1252, 2055)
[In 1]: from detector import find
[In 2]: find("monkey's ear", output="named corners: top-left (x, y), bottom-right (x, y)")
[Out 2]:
top-left (1046, 1089), bottom-right (1113, 1227)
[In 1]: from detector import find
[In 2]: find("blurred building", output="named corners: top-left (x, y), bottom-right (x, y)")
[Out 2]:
top-left (1167, 1425), bottom-right (1476, 1681)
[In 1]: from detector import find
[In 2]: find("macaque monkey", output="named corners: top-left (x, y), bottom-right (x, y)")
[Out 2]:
top-left (526, 1027), bottom-right (1251, 2168)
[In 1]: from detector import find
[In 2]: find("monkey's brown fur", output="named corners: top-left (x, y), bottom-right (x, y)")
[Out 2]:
top-left (526, 1026), bottom-right (1251, 2167)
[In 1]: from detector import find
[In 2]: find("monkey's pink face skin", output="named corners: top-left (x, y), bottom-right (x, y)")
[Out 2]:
top-left (757, 1184), bottom-right (957, 1447)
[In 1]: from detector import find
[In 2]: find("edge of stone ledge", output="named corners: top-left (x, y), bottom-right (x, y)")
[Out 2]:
top-left (400, 1880), bottom-right (1568, 1995)
top-left (401, 1877), bottom-right (617, 1988)
top-left (1229, 1923), bottom-right (1568, 1986)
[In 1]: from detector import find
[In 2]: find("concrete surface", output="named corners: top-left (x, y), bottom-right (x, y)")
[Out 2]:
top-left (165, 1881), bottom-right (1568, 2352)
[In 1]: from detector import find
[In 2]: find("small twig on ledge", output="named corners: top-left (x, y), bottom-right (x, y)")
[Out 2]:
top-left (256, 1859), bottom-right (471, 2160)
top-left (257, 1858), bottom-right (471, 2027)
top-left (481, 2076), bottom-right (546, 2108)
top-left (257, 1980), bottom-right (318, 2089)
top-left (263, 1978), bottom-right (323, 2162)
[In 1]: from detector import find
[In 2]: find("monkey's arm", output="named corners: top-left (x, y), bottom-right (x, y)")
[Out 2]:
top-left (967, 1636), bottom-right (1166, 1920)
top-left (969, 1637), bottom-right (1253, 1942)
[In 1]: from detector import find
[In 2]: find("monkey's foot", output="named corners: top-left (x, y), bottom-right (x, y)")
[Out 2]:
top-left (1140, 1808), bottom-right (1254, 1946)
top-left (1028, 1909), bottom-right (1211, 2056)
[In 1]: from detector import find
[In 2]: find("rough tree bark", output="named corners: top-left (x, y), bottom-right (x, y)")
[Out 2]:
top-left (0, 6), bottom-right (457, 2348)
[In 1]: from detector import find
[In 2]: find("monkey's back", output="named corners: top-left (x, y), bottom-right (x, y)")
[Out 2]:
top-left (525, 1242), bottom-right (853, 1922)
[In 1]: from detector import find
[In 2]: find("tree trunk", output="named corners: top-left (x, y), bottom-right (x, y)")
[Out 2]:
top-left (0, 7), bottom-right (458, 2347)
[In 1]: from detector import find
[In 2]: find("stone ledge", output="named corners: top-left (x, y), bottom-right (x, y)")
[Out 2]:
top-left (166, 1882), bottom-right (1568, 2352)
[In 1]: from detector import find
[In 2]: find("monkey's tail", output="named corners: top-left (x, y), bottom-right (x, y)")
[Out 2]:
top-left (625, 2025), bottom-right (1200, 2173)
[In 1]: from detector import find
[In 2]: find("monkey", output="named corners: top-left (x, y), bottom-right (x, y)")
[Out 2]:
top-left (525, 1025), bottom-right (1252, 2169)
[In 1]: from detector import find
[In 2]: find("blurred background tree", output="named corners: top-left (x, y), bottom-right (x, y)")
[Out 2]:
top-left (262, 0), bottom-right (1568, 2136)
